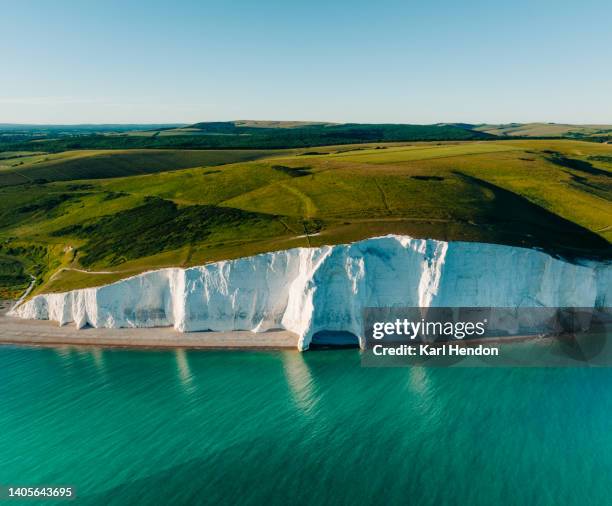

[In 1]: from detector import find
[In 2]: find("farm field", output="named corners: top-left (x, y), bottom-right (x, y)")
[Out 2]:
top-left (0, 139), bottom-right (610, 297)
top-left (0, 122), bottom-right (494, 152)
top-left (474, 122), bottom-right (612, 138)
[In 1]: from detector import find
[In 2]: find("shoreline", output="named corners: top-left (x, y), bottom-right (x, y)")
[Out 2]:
top-left (2, 301), bottom-right (600, 353)
top-left (0, 314), bottom-right (299, 350)
top-left (1, 313), bottom-right (559, 353)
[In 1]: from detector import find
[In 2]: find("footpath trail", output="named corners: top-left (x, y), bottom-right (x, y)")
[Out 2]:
top-left (47, 267), bottom-right (125, 283)
top-left (279, 182), bottom-right (317, 218)
top-left (10, 275), bottom-right (36, 312)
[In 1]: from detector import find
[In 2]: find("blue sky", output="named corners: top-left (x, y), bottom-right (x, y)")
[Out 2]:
top-left (2, 0), bottom-right (611, 124)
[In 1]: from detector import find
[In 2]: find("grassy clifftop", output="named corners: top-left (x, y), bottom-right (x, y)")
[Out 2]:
top-left (0, 139), bottom-right (610, 296)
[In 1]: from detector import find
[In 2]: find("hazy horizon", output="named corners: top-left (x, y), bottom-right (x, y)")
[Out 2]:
top-left (2, 120), bottom-right (612, 127)
top-left (3, 0), bottom-right (612, 124)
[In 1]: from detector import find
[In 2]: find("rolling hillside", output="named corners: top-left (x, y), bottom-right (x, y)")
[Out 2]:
top-left (0, 138), bottom-right (610, 297)
top-left (4, 121), bottom-right (612, 155)
top-left (0, 149), bottom-right (283, 186)
top-left (0, 122), bottom-right (495, 152)
top-left (472, 123), bottom-right (612, 138)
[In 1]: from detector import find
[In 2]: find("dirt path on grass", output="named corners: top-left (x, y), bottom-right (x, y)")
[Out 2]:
top-left (47, 267), bottom-right (131, 283)
top-left (279, 182), bottom-right (317, 218)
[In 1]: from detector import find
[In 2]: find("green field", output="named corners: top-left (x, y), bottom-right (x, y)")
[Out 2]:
top-left (3, 121), bottom-right (611, 153)
top-left (0, 121), bottom-right (495, 152)
top-left (474, 123), bottom-right (612, 138)
top-left (0, 138), bottom-right (610, 297)
top-left (0, 149), bottom-right (284, 186)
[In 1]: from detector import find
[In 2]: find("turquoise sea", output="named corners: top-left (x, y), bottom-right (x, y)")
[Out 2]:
top-left (1, 345), bottom-right (612, 505)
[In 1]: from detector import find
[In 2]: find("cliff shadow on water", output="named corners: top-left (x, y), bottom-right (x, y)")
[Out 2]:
top-left (453, 172), bottom-right (611, 262)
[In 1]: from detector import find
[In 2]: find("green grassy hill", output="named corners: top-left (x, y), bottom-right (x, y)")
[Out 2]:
top-left (473, 123), bottom-right (612, 138)
top-left (0, 139), bottom-right (610, 297)
top-left (0, 122), bottom-right (495, 152)
top-left (0, 149), bottom-right (283, 186)
top-left (4, 122), bottom-right (612, 154)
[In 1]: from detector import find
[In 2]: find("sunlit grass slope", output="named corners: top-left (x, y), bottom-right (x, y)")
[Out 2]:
top-left (0, 149), bottom-right (283, 186)
top-left (0, 139), bottom-right (610, 296)
top-left (474, 123), bottom-right (612, 138)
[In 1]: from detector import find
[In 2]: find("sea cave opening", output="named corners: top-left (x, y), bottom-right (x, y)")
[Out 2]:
top-left (309, 330), bottom-right (360, 350)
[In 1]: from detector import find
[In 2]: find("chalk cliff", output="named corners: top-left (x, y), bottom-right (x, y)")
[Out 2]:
top-left (11, 236), bottom-right (611, 350)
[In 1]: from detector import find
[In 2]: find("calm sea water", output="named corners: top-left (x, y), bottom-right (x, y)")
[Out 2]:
top-left (1, 345), bottom-right (612, 505)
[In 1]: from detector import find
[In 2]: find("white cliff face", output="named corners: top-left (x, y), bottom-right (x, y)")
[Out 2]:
top-left (10, 235), bottom-right (611, 350)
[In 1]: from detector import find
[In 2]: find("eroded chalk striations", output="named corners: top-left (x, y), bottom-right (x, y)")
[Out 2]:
top-left (11, 236), bottom-right (611, 350)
